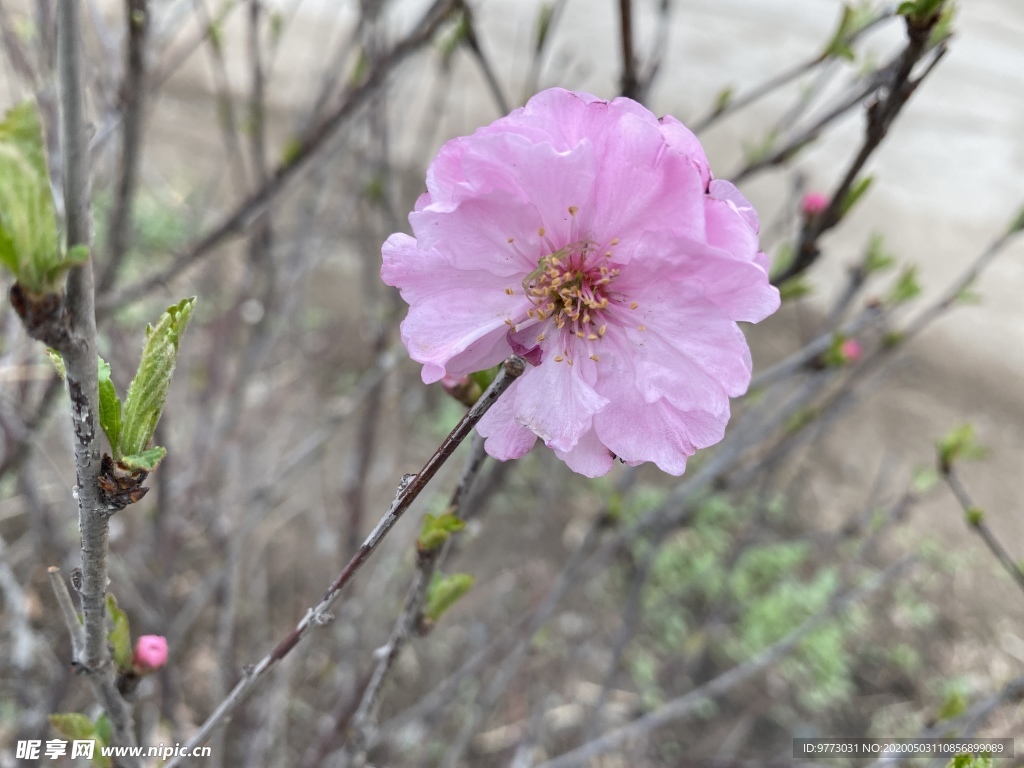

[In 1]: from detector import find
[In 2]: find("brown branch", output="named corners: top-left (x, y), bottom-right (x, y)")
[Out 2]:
top-left (617, 0), bottom-right (639, 100)
top-left (97, 0), bottom-right (149, 294)
top-left (162, 356), bottom-right (525, 766)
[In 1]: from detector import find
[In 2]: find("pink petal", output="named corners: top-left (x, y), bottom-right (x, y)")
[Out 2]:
top-left (477, 381), bottom-right (538, 460)
top-left (512, 356), bottom-right (608, 453)
top-left (553, 427), bottom-right (615, 477)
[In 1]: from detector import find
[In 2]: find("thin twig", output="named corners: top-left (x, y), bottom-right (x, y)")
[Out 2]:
top-left (617, 0), bottom-right (639, 100)
top-left (943, 468), bottom-right (1024, 598)
top-left (461, 2), bottom-right (511, 115)
top-left (343, 434), bottom-right (490, 764)
top-left (163, 356), bottom-right (525, 766)
top-left (536, 558), bottom-right (916, 768)
top-left (98, 0), bottom-right (149, 293)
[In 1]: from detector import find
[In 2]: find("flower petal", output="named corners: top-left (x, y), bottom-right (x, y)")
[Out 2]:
top-left (513, 356), bottom-right (608, 452)
top-left (553, 427), bottom-right (615, 477)
top-left (382, 233), bottom-right (523, 383)
top-left (477, 381), bottom-right (538, 460)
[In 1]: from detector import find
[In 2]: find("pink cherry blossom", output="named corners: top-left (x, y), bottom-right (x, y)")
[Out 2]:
top-left (840, 338), bottom-right (863, 362)
top-left (132, 635), bottom-right (168, 673)
top-left (801, 191), bottom-right (830, 218)
top-left (382, 88), bottom-right (779, 476)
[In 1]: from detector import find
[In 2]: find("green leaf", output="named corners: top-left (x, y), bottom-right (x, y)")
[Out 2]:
top-left (49, 713), bottom-right (95, 741)
top-left (120, 298), bottom-right (196, 457)
top-left (534, 2), bottom-right (555, 53)
top-left (965, 506), bottom-right (984, 528)
top-left (911, 467), bottom-right (939, 493)
top-left (863, 232), bottom-right (895, 273)
top-left (437, 10), bottom-right (469, 60)
top-left (417, 512), bottom-right (466, 554)
top-left (929, 3), bottom-right (956, 46)
top-left (898, 0), bottom-right (945, 24)
top-left (742, 130), bottom-right (779, 166)
top-left (712, 85), bottom-right (734, 115)
top-left (280, 136), bottom-right (303, 167)
top-left (425, 572), bottom-right (475, 623)
top-left (97, 356), bottom-right (123, 455)
top-left (822, 5), bottom-right (858, 61)
top-left (93, 714), bottom-right (112, 746)
top-left (106, 594), bottom-right (132, 671)
top-left (120, 446), bottom-right (167, 472)
top-left (937, 423), bottom-right (987, 472)
top-left (1008, 204), bottom-right (1024, 235)
top-left (46, 348), bottom-right (66, 379)
top-left (887, 265), bottom-right (921, 304)
top-left (468, 364), bottom-right (501, 393)
top-left (778, 276), bottom-right (812, 302)
top-left (839, 174), bottom-right (873, 217)
top-left (0, 101), bottom-right (78, 294)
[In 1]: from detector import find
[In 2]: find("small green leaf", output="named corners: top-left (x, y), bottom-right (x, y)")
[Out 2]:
top-left (0, 101), bottom-right (79, 294)
top-left (887, 265), bottom-right (921, 304)
top-left (106, 594), bottom-right (132, 671)
top-left (911, 467), bottom-right (939, 493)
top-left (863, 232), bottom-right (895, 273)
top-left (822, 5), bottom-right (857, 61)
top-left (425, 572), bottom-right (475, 623)
top-left (417, 512), bottom-right (466, 554)
top-left (534, 2), bottom-right (555, 52)
top-left (712, 85), bottom-right (734, 115)
top-left (965, 506), bottom-right (984, 528)
top-left (120, 298), bottom-right (196, 458)
top-left (436, 10), bottom-right (469, 60)
top-left (742, 130), bottom-right (779, 166)
top-left (281, 136), bottom-right (303, 166)
top-left (839, 174), bottom-right (874, 217)
top-left (49, 712), bottom-right (95, 741)
top-left (348, 46), bottom-right (369, 86)
top-left (1008, 204), bottom-right (1024, 235)
top-left (955, 287), bottom-right (982, 305)
top-left (120, 446), bottom-right (167, 472)
top-left (93, 714), bottom-right (112, 746)
top-left (898, 0), bottom-right (945, 24)
top-left (779, 276), bottom-right (812, 302)
top-left (468, 364), bottom-right (502, 393)
top-left (769, 242), bottom-right (794, 281)
top-left (46, 348), bottom-right (66, 379)
top-left (937, 423), bottom-right (987, 472)
top-left (97, 356), bottom-right (122, 454)
top-left (882, 330), bottom-right (904, 348)
top-left (929, 3), bottom-right (956, 46)
top-left (785, 408), bottom-right (817, 434)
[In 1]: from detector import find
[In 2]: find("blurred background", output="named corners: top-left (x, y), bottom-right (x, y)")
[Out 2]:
top-left (1, 0), bottom-right (1023, 765)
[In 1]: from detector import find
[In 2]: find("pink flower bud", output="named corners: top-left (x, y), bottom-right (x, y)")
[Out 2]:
top-left (839, 339), bottom-right (862, 362)
top-left (132, 635), bottom-right (168, 674)
top-left (800, 191), bottom-right (829, 218)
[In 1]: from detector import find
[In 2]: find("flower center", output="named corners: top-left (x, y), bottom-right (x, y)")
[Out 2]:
top-left (523, 240), bottom-right (619, 338)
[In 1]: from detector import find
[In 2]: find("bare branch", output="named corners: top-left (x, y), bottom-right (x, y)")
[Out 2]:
top-left (163, 356), bottom-right (525, 765)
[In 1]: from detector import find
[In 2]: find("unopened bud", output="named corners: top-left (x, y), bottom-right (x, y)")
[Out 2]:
top-left (132, 635), bottom-right (168, 674)
top-left (800, 191), bottom-right (829, 218)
